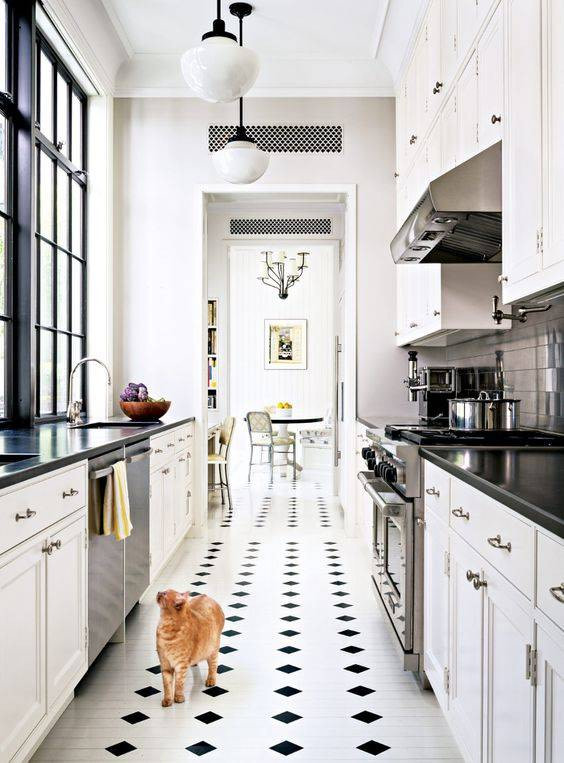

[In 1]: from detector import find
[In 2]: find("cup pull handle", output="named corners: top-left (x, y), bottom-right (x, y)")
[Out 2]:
top-left (15, 508), bottom-right (37, 522)
top-left (549, 583), bottom-right (564, 603)
top-left (452, 508), bottom-right (470, 520)
top-left (487, 534), bottom-right (512, 552)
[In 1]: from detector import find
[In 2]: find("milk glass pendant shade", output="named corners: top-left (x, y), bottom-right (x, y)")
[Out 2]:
top-left (180, 1), bottom-right (259, 103)
top-left (213, 101), bottom-right (269, 184)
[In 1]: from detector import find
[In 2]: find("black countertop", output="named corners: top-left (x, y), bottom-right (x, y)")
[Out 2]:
top-left (357, 414), bottom-right (418, 430)
top-left (0, 414), bottom-right (195, 490)
top-left (421, 447), bottom-right (564, 539)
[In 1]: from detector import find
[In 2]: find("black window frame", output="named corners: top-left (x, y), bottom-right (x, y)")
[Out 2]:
top-left (34, 31), bottom-right (87, 422)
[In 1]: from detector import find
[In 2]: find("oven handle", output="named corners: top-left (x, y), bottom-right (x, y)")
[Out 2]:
top-left (364, 481), bottom-right (406, 519)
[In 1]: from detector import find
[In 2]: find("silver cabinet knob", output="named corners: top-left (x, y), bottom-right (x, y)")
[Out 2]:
top-left (452, 507), bottom-right (470, 520)
top-left (15, 508), bottom-right (37, 522)
top-left (433, 81), bottom-right (443, 94)
top-left (426, 487), bottom-right (440, 497)
top-left (491, 114), bottom-right (502, 124)
top-left (549, 583), bottom-right (564, 603)
top-left (409, 134), bottom-right (418, 145)
top-left (62, 488), bottom-right (79, 498)
top-left (498, 274), bottom-right (508, 283)
top-left (487, 534), bottom-right (512, 552)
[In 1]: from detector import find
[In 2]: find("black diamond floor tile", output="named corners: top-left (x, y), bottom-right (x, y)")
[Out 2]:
top-left (135, 686), bottom-right (160, 697)
top-left (332, 591), bottom-right (349, 597)
top-left (348, 685), bottom-right (375, 697)
top-left (282, 603), bottom-right (300, 609)
top-left (146, 665), bottom-right (161, 674)
top-left (226, 615), bottom-right (244, 622)
top-left (236, 580), bottom-right (252, 586)
top-left (228, 602), bottom-right (246, 609)
top-left (106, 741), bottom-right (137, 757)
top-left (231, 591), bottom-right (249, 597)
top-left (277, 664), bottom-right (301, 674)
top-left (336, 615), bottom-right (356, 622)
top-left (186, 740), bottom-right (217, 756)
top-left (334, 602), bottom-right (352, 608)
top-left (219, 645), bottom-right (237, 654)
top-left (279, 629), bottom-right (300, 637)
top-left (275, 685), bottom-right (302, 697)
top-left (342, 645), bottom-right (364, 654)
top-left (281, 615), bottom-right (300, 622)
top-left (352, 711), bottom-right (382, 724)
top-left (191, 581), bottom-right (207, 586)
top-left (345, 663), bottom-right (369, 674)
top-left (222, 629), bottom-right (241, 637)
top-left (195, 711), bottom-right (223, 724)
top-left (270, 740), bottom-right (303, 756)
top-left (339, 629), bottom-right (360, 637)
top-left (272, 711), bottom-right (302, 724)
top-left (283, 591), bottom-right (299, 597)
top-left (217, 664), bottom-right (233, 674)
top-left (357, 740), bottom-right (390, 756)
top-left (284, 581), bottom-right (299, 586)
top-left (203, 685), bottom-right (228, 697)
top-left (121, 711), bottom-right (149, 725)
top-left (279, 645), bottom-right (300, 654)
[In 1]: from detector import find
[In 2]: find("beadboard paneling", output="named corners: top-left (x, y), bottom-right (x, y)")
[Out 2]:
top-left (229, 245), bottom-right (335, 430)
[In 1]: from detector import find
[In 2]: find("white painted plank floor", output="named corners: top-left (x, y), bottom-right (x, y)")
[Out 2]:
top-left (32, 469), bottom-right (462, 762)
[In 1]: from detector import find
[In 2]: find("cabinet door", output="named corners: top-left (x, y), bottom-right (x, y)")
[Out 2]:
top-left (427, 0), bottom-right (443, 121)
top-left (174, 453), bottom-right (190, 538)
top-left (441, 91), bottom-right (458, 172)
top-left (449, 534), bottom-right (484, 763)
top-left (441, 0), bottom-right (459, 86)
top-left (0, 538), bottom-right (46, 761)
top-left (396, 77), bottom-right (407, 179)
top-left (502, 0), bottom-right (542, 292)
top-left (150, 469), bottom-right (164, 577)
top-left (457, 52), bottom-right (479, 165)
top-left (478, 2), bottom-right (503, 150)
top-left (427, 120), bottom-right (443, 181)
top-left (483, 567), bottom-right (534, 763)
top-left (423, 511), bottom-right (450, 712)
top-left (458, 0), bottom-right (479, 59)
top-left (162, 467), bottom-right (175, 556)
top-left (542, 0), bottom-right (564, 276)
top-left (536, 621), bottom-right (564, 763)
top-left (46, 514), bottom-right (87, 708)
top-left (405, 56), bottom-right (420, 160)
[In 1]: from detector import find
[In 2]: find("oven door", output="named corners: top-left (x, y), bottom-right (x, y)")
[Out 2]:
top-left (365, 479), bottom-right (414, 653)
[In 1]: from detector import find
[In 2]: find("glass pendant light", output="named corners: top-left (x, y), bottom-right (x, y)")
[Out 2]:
top-left (212, 4), bottom-right (269, 184)
top-left (181, 1), bottom-right (259, 103)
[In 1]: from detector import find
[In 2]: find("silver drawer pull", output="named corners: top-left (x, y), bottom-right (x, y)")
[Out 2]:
top-left (51, 539), bottom-right (62, 551)
top-left (42, 539), bottom-right (62, 555)
top-left (549, 583), bottom-right (564, 603)
top-left (426, 487), bottom-right (440, 497)
top-left (178, 437), bottom-right (186, 442)
top-left (15, 508), bottom-right (37, 522)
top-left (487, 534), bottom-right (512, 552)
top-left (473, 577), bottom-right (487, 590)
top-left (178, 457), bottom-right (186, 462)
top-left (466, 570), bottom-right (479, 584)
top-left (162, 468), bottom-right (170, 475)
top-left (154, 448), bottom-right (163, 454)
top-left (167, 442), bottom-right (175, 448)
top-left (62, 488), bottom-right (79, 498)
top-left (452, 507), bottom-right (470, 520)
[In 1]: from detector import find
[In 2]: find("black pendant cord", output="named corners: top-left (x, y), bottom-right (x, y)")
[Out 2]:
top-left (217, 0), bottom-right (222, 20)
top-left (239, 97), bottom-right (244, 129)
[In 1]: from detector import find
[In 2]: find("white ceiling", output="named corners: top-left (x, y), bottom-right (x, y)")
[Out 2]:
top-left (98, 0), bottom-right (426, 97)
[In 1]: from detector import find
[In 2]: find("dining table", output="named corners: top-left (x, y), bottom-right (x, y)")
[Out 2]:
top-left (267, 412), bottom-right (324, 475)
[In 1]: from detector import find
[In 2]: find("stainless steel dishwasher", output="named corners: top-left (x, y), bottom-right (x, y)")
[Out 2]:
top-left (88, 440), bottom-right (151, 665)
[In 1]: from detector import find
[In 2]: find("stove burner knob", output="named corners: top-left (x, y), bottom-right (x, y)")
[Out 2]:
top-left (375, 462), bottom-right (387, 478)
top-left (386, 465), bottom-right (398, 483)
top-left (367, 458), bottom-right (376, 470)
top-left (361, 447), bottom-right (375, 460)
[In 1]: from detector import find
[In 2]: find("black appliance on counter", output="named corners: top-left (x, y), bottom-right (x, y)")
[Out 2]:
top-left (88, 440), bottom-right (151, 666)
top-left (383, 424), bottom-right (564, 447)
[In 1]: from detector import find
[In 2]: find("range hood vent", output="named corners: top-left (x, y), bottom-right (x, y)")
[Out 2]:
top-left (391, 142), bottom-right (502, 264)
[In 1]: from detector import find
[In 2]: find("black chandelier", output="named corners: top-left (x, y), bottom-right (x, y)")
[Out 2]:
top-left (257, 251), bottom-right (309, 299)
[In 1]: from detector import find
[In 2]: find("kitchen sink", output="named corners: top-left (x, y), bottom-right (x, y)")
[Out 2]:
top-left (0, 453), bottom-right (38, 463)
top-left (75, 420), bottom-right (159, 429)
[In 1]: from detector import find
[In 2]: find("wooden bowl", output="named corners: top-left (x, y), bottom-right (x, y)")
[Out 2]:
top-left (119, 400), bottom-right (171, 421)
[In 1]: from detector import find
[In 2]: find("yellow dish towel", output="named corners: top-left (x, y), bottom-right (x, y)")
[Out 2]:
top-left (102, 461), bottom-right (133, 540)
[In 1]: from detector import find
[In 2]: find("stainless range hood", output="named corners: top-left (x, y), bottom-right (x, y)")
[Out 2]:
top-left (391, 142), bottom-right (502, 264)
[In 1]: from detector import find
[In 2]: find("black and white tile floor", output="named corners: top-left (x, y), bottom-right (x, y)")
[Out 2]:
top-left (32, 471), bottom-right (462, 762)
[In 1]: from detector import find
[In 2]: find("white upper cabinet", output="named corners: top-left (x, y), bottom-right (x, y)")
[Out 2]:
top-left (477, 2), bottom-right (503, 149)
top-left (501, 0), bottom-right (543, 300)
top-left (458, 0), bottom-right (481, 60)
top-left (457, 51), bottom-right (479, 165)
top-left (426, 0), bottom-right (444, 122)
top-left (441, 0), bottom-right (459, 87)
top-left (541, 0), bottom-right (564, 276)
top-left (427, 118), bottom-right (443, 181)
top-left (441, 90), bottom-right (458, 173)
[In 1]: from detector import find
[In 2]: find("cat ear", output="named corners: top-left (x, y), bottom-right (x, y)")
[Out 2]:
top-left (174, 600), bottom-right (185, 611)
top-left (174, 592), bottom-right (190, 610)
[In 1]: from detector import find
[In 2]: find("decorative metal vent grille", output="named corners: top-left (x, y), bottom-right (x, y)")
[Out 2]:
top-left (230, 218), bottom-right (332, 236)
top-left (209, 125), bottom-right (343, 153)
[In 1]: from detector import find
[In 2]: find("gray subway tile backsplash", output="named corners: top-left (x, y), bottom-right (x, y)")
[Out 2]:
top-left (446, 292), bottom-right (564, 432)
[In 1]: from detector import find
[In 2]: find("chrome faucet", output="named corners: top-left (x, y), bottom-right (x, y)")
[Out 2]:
top-left (67, 357), bottom-right (112, 427)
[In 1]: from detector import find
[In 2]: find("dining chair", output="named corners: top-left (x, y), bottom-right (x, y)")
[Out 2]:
top-left (208, 416), bottom-right (236, 508)
top-left (246, 411), bottom-right (296, 482)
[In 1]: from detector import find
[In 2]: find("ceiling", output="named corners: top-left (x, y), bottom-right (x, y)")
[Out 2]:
top-left (99, 0), bottom-right (426, 97)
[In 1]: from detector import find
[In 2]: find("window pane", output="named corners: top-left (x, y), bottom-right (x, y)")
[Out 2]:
top-left (39, 241), bottom-right (53, 325)
top-left (71, 335), bottom-right (83, 398)
top-left (39, 151), bottom-right (54, 239)
top-left (39, 330), bottom-right (53, 415)
top-left (0, 114), bottom-right (6, 215)
top-left (56, 251), bottom-right (69, 330)
top-left (71, 258), bottom-right (83, 333)
top-left (56, 166), bottom-right (69, 248)
top-left (0, 217), bottom-right (5, 316)
top-left (71, 92), bottom-right (83, 167)
top-left (0, 320), bottom-right (5, 418)
top-left (57, 333), bottom-right (68, 413)
top-left (71, 180), bottom-right (82, 256)
top-left (0, 2), bottom-right (6, 94)
top-left (56, 72), bottom-right (69, 158)
top-left (39, 50), bottom-right (54, 142)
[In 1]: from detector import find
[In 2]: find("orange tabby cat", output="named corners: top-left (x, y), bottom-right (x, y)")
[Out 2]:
top-left (156, 589), bottom-right (225, 707)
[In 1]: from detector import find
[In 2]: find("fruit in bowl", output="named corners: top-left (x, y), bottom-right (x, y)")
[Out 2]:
top-left (119, 382), bottom-right (171, 421)
top-left (276, 401), bottom-right (293, 417)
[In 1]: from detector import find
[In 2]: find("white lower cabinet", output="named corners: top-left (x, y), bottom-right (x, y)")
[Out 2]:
top-left (424, 461), bottom-right (563, 762)
top-left (0, 537), bottom-right (46, 762)
top-left (449, 533), bottom-right (484, 763)
top-left (150, 424), bottom-right (194, 581)
top-left (535, 619), bottom-right (564, 762)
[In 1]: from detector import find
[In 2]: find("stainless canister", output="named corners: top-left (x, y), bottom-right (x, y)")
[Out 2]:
top-left (449, 391), bottom-right (521, 430)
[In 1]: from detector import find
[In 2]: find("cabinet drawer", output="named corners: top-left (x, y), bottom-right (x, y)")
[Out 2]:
top-left (175, 424), bottom-right (193, 453)
top-left (537, 532), bottom-right (564, 631)
top-left (150, 432), bottom-right (175, 471)
top-left (175, 448), bottom-right (192, 484)
top-left (0, 462), bottom-right (87, 555)
top-left (450, 477), bottom-right (533, 598)
top-left (424, 462), bottom-right (450, 523)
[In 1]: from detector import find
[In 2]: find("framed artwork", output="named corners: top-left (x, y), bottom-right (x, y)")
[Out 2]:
top-left (264, 319), bottom-right (307, 370)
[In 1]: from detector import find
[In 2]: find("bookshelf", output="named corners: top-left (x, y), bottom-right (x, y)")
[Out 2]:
top-left (207, 299), bottom-right (218, 410)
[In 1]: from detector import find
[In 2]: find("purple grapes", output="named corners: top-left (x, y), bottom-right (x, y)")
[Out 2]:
top-left (121, 382), bottom-right (150, 402)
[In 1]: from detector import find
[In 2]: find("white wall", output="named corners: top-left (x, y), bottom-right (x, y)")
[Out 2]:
top-left (113, 97), bottom-right (412, 422)
top-left (228, 245), bottom-right (334, 422)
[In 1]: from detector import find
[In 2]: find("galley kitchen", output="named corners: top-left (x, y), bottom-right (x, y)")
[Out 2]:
top-left (1, 1), bottom-right (563, 762)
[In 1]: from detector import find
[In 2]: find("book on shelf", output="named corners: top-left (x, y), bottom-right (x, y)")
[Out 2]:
top-left (208, 300), bottom-right (217, 327)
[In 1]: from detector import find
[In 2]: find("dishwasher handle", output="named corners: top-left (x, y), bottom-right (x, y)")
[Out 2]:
top-left (126, 448), bottom-right (152, 464)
